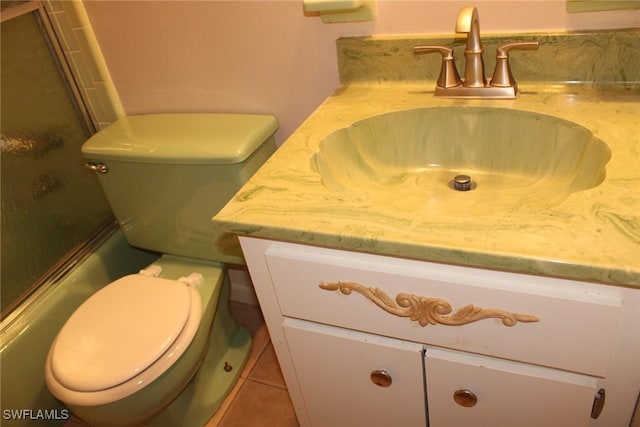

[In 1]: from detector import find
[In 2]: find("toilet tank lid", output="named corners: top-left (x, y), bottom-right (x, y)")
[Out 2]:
top-left (82, 113), bottom-right (278, 165)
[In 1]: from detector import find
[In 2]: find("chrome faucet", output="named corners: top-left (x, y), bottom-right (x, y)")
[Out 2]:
top-left (414, 6), bottom-right (539, 99)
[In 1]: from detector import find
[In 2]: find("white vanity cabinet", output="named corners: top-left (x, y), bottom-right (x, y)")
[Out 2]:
top-left (239, 237), bottom-right (640, 427)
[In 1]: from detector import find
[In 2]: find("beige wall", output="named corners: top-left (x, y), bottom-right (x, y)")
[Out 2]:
top-left (83, 0), bottom-right (639, 142)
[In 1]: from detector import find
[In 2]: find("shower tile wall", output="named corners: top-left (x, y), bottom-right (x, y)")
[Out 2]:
top-left (42, 0), bottom-right (124, 130)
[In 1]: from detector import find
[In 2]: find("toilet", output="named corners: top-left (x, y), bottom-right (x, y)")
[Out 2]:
top-left (44, 113), bottom-right (278, 427)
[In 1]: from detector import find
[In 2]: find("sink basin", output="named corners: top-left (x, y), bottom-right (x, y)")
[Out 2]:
top-left (311, 107), bottom-right (611, 215)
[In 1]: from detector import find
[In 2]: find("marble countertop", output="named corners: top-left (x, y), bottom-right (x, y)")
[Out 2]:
top-left (213, 82), bottom-right (639, 287)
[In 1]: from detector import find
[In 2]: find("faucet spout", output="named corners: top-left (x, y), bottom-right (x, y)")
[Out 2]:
top-left (456, 6), bottom-right (485, 87)
top-left (456, 6), bottom-right (481, 51)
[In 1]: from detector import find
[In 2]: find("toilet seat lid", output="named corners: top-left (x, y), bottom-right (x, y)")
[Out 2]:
top-left (50, 274), bottom-right (194, 392)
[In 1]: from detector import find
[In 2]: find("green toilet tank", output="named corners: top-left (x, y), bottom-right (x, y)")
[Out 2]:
top-left (81, 113), bottom-right (278, 265)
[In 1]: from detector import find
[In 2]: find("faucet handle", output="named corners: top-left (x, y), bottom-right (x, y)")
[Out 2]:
top-left (414, 45), bottom-right (462, 89)
top-left (490, 41), bottom-right (540, 88)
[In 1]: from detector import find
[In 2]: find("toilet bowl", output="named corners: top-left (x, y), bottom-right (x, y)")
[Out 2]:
top-left (46, 264), bottom-right (202, 402)
top-left (45, 114), bottom-right (277, 426)
top-left (45, 256), bottom-right (244, 427)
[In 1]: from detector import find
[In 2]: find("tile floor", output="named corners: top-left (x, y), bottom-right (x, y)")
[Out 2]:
top-left (208, 302), bottom-right (299, 427)
top-left (66, 302), bottom-right (299, 427)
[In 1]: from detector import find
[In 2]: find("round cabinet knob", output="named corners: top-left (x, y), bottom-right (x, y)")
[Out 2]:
top-left (370, 369), bottom-right (392, 387)
top-left (453, 389), bottom-right (478, 407)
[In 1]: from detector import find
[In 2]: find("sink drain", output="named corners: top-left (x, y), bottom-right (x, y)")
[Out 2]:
top-left (452, 174), bottom-right (473, 191)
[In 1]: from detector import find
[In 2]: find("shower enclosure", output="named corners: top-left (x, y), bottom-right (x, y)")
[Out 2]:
top-left (1, 1), bottom-right (113, 316)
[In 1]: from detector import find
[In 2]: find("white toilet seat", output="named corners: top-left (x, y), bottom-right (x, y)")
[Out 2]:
top-left (45, 274), bottom-right (202, 406)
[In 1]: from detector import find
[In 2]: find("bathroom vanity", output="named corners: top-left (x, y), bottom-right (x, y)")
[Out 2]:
top-left (238, 238), bottom-right (637, 427)
top-left (213, 29), bottom-right (640, 427)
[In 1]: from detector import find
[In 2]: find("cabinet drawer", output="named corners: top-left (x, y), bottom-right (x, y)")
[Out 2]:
top-left (264, 243), bottom-right (621, 377)
top-left (424, 347), bottom-right (597, 427)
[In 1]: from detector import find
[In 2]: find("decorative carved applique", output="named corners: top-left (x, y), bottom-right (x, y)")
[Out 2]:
top-left (319, 281), bottom-right (539, 327)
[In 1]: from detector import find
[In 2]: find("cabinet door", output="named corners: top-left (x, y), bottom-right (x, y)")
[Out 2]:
top-left (425, 347), bottom-right (598, 427)
top-left (283, 318), bottom-right (427, 427)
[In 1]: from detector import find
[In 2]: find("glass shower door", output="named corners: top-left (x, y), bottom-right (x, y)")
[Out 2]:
top-left (1, 3), bottom-right (113, 315)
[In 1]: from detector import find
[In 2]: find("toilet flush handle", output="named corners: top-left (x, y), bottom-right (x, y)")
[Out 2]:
top-left (85, 162), bottom-right (108, 174)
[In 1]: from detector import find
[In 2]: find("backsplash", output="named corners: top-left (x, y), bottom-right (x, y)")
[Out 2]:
top-left (337, 29), bottom-right (640, 87)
